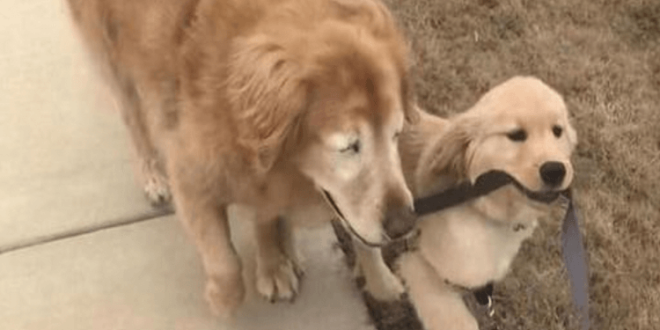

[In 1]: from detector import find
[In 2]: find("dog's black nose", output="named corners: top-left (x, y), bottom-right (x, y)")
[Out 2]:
top-left (540, 161), bottom-right (566, 187)
top-left (383, 206), bottom-right (416, 240)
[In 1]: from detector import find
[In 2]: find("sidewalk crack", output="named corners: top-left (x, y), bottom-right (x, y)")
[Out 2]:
top-left (0, 207), bottom-right (175, 255)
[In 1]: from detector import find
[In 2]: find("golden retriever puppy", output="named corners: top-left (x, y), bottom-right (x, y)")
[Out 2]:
top-left (391, 76), bottom-right (577, 330)
top-left (67, 0), bottom-right (418, 318)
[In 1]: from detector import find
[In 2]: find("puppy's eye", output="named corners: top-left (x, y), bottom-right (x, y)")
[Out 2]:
top-left (340, 140), bottom-right (361, 154)
top-left (552, 125), bottom-right (563, 138)
top-left (507, 129), bottom-right (527, 142)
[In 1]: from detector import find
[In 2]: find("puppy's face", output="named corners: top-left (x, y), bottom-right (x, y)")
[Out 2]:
top-left (417, 77), bottom-right (577, 222)
top-left (466, 77), bottom-right (577, 195)
top-left (295, 59), bottom-right (415, 246)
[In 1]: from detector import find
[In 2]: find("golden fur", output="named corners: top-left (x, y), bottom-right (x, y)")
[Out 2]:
top-left (67, 0), bottom-right (418, 317)
top-left (394, 76), bottom-right (577, 330)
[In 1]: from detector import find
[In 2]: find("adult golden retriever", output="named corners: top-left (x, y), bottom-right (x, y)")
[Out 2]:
top-left (360, 76), bottom-right (577, 329)
top-left (67, 0), bottom-right (418, 318)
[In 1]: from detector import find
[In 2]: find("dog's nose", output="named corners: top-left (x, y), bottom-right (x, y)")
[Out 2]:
top-left (540, 161), bottom-right (566, 187)
top-left (383, 205), bottom-right (416, 240)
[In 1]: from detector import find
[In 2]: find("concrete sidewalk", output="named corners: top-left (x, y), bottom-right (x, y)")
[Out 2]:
top-left (0, 1), bottom-right (375, 329)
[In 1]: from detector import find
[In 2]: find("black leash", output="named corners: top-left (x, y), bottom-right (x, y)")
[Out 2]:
top-left (413, 170), bottom-right (590, 330)
top-left (414, 170), bottom-right (515, 216)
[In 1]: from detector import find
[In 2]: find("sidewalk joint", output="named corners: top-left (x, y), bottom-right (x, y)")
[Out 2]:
top-left (0, 207), bottom-right (175, 255)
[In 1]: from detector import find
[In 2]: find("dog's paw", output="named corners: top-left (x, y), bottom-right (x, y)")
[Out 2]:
top-left (205, 274), bottom-right (246, 319)
top-left (256, 257), bottom-right (302, 302)
top-left (141, 162), bottom-right (171, 206)
top-left (360, 264), bottom-right (406, 301)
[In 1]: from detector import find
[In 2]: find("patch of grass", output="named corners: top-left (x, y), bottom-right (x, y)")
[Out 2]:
top-left (613, 0), bottom-right (660, 48)
top-left (364, 0), bottom-right (660, 329)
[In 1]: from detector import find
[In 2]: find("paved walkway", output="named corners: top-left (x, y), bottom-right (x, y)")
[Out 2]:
top-left (0, 1), bottom-right (374, 329)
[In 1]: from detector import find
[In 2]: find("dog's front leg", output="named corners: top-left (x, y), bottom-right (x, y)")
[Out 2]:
top-left (399, 252), bottom-right (479, 330)
top-left (169, 178), bottom-right (244, 318)
top-left (253, 215), bottom-right (303, 302)
top-left (353, 239), bottom-right (405, 301)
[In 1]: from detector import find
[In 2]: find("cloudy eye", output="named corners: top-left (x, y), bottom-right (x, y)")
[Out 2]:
top-left (340, 140), bottom-right (361, 154)
top-left (552, 125), bottom-right (563, 138)
top-left (507, 129), bottom-right (527, 142)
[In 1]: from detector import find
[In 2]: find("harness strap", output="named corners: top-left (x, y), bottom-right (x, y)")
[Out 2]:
top-left (473, 282), bottom-right (494, 307)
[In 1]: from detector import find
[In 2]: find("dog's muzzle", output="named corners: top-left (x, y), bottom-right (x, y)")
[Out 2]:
top-left (382, 205), bottom-right (416, 240)
top-left (511, 180), bottom-right (563, 204)
top-left (321, 189), bottom-right (390, 248)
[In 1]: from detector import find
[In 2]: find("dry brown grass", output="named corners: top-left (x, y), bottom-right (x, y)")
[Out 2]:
top-left (342, 0), bottom-right (660, 329)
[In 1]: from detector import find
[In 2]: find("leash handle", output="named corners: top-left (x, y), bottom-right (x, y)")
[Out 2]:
top-left (561, 193), bottom-right (590, 330)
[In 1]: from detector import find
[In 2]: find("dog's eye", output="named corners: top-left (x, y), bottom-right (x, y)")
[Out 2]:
top-left (507, 129), bottom-right (527, 142)
top-left (340, 141), bottom-right (361, 154)
top-left (552, 125), bottom-right (563, 138)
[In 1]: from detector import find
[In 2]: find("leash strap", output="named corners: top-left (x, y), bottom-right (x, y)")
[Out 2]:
top-left (561, 193), bottom-right (590, 330)
top-left (414, 170), bottom-right (514, 216)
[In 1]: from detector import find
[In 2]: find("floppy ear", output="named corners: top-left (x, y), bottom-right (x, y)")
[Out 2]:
top-left (428, 117), bottom-right (473, 179)
top-left (566, 119), bottom-right (578, 150)
top-left (415, 115), bottom-right (474, 194)
top-left (227, 35), bottom-right (310, 173)
top-left (401, 73), bottom-right (420, 125)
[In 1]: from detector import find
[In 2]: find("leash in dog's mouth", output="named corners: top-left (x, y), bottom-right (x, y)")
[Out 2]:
top-left (510, 180), bottom-right (564, 204)
top-left (321, 189), bottom-right (390, 248)
top-left (414, 170), bottom-right (565, 216)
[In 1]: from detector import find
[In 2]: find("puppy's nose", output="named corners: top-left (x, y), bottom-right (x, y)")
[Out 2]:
top-left (383, 206), bottom-right (416, 240)
top-left (540, 161), bottom-right (566, 187)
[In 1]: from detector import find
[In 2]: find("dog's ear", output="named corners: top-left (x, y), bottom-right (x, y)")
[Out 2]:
top-left (428, 116), bottom-right (474, 179)
top-left (227, 35), bottom-right (310, 173)
top-left (415, 115), bottom-right (475, 194)
top-left (401, 73), bottom-right (420, 125)
top-left (565, 119), bottom-right (578, 150)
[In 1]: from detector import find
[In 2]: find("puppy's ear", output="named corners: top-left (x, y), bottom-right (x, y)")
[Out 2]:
top-left (428, 117), bottom-right (474, 179)
top-left (227, 35), bottom-right (310, 173)
top-left (566, 120), bottom-right (578, 150)
top-left (415, 115), bottom-right (474, 193)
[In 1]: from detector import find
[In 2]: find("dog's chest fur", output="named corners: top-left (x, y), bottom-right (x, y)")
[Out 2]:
top-left (417, 206), bottom-right (538, 289)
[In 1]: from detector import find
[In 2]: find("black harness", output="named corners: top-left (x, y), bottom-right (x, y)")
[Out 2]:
top-left (412, 170), bottom-right (590, 330)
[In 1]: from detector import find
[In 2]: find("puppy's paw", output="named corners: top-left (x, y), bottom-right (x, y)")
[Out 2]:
top-left (256, 257), bottom-right (302, 302)
top-left (141, 161), bottom-right (171, 206)
top-left (205, 274), bottom-right (246, 319)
